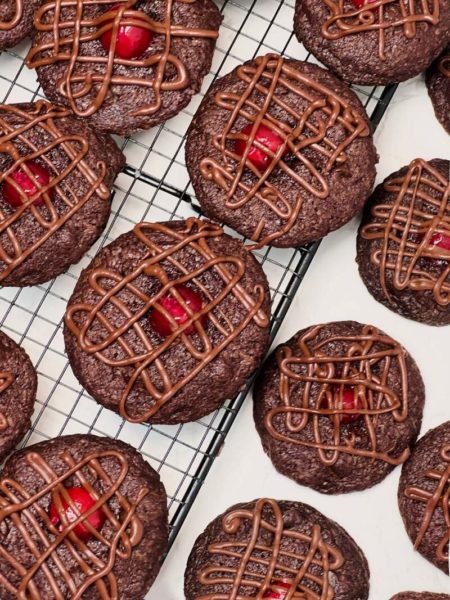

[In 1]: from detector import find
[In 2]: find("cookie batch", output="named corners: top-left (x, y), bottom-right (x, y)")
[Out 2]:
top-left (0, 0), bottom-right (448, 598)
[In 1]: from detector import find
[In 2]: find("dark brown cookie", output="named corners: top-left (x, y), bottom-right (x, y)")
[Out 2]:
top-left (0, 433), bottom-right (168, 599)
top-left (398, 420), bottom-right (450, 575)
top-left (426, 46), bottom-right (450, 135)
top-left (294, 0), bottom-right (450, 86)
top-left (390, 594), bottom-right (450, 600)
top-left (253, 321), bottom-right (425, 494)
top-left (0, 330), bottom-right (37, 461)
top-left (185, 53), bottom-right (377, 249)
top-left (64, 218), bottom-right (271, 425)
top-left (26, 0), bottom-right (222, 136)
top-left (0, 101), bottom-right (125, 287)
top-left (0, 0), bottom-right (42, 50)
top-left (357, 158), bottom-right (450, 326)
top-left (185, 498), bottom-right (370, 600)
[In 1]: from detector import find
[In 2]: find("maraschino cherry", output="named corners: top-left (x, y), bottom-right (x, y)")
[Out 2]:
top-left (2, 160), bottom-right (52, 208)
top-left (263, 580), bottom-right (291, 599)
top-left (49, 487), bottom-right (105, 541)
top-left (100, 4), bottom-right (152, 60)
top-left (331, 387), bottom-right (363, 424)
top-left (351, 0), bottom-right (377, 9)
top-left (149, 284), bottom-right (206, 338)
top-left (234, 123), bottom-right (286, 172)
top-left (429, 232), bottom-right (450, 251)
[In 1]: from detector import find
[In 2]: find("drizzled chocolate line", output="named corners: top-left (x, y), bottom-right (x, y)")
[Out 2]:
top-left (404, 444), bottom-right (450, 564)
top-left (438, 53), bottom-right (450, 78)
top-left (0, 101), bottom-right (109, 282)
top-left (265, 324), bottom-right (410, 466)
top-left (65, 218), bottom-right (269, 423)
top-left (26, 0), bottom-right (219, 118)
top-left (321, 0), bottom-right (440, 61)
top-left (0, 448), bottom-right (147, 599)
top-left (361, 158), bottom-right (450, 306)
top-left (0, 371), bottom-right (14, 431)
top-left (197, 498), bottom-right (344, 600)
top-left (199, 54), bottom-right (369, 249)
top-left (0, 0), bottom-right (22, 30)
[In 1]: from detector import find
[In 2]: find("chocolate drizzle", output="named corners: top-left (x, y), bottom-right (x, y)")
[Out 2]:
top-left (0, 448), bottom-right (147, 599)
top-left (0, 371), bottom-right (14, 431)
top-left (0, 0), bottom-right (22, 30)
top-left (26, 0), bottom-right (219, 118)
top-left (197, 498), bottom-right (344, 600)
top-left (404, 444), bottom-right (450, 565)
top-left (264, 324), bottom-right (410, 466)
top-left (321, 0), bottom-right (440, 61)
top-left (199, 54), bottom-right (370, 249)
top-left (65, 218), bottom-right (269, 423)
top-left (0, 101), bottom-right (110, 282)
top-left (361, 158), bottom-right (450, 306)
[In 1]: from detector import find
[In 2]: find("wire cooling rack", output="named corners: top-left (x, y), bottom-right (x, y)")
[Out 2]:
top-left (0, 0), bottom-right (397, 565)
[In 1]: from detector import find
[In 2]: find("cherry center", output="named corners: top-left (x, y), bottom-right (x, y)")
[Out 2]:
top-left (49, 486), bottom-right (105, 541)
top-left (100, 5), bottom-right (153, 60)
top-left (234, 123), bottom-right (286, 172)
top-left (149, 284), bottom-right (206, 338)
top-left (2, 160), bottom-right (52, 208)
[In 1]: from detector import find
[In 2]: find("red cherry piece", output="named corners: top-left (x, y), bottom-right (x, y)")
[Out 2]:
top-left (263, 580), bottom-right (291, 599)
top-left (351, 0), bottom-right (377, 9)
top-left (100, 5), bottom-right (152, 60)
top-left (2, 160), bottom-right (52, 208)
top-left (332, 387), bottom-right (363, 424)
top-left (149, 284), bottom-right (206, 338)
top-left (429, 232), bottom-right (450, 251)
top-left (234, 124), bottom-right (285, 172)
top-left (49, 487), bottom-right (105, 541)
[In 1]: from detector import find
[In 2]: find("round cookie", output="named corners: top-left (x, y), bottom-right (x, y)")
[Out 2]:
top-left (398, 420), bottom-right (450, 575)
top-left (357, 158), bottom-right (450, 326)
top-left (294, 0), bottom-right (450, 86)
top-left (185, 498), bottom-right (370, 600)
top-left (64, 218), bottom-right (271, 425)
top-left (0, 0), bottom-right (43, 50)
top-left (426, 46), bottom-right (450, 135)
top-left (0, 101), bottom-right (125, 287)
top-left (390, 595), bottom-right (450, 600)
top-left (0, 330), bottom-right (37, 461)
top-left (26, 0), bottom-right (222, 136)
top-left (186, 53), bottom-right (377, 249)
top-left (0, 433), bottom-right (168, 599)
top-left (253, 321), bottom-right (424, 494)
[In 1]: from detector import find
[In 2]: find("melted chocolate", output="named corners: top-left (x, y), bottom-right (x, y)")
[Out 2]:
top-left (199, 54), bottom-right (370, 249)
top-left (0, 448), bottom-right (147, 599)
top-left (404, 444), bottom-right (450, 564)
top-left (64, 218), bottom-right (269, 423)
top-left (0, 371), bottom-right (13, 431)
top-left (264, 324), bottom-right (410, 466)
top-left (321, 0), bottom-right (440, 60)
top-left (361, 158), bottom-right (450, 306)
top-left (0, 101), bottom-right (110, 282)
top-left (197, 498), bottom-right (344, 599)
top-left (0, 0), bottom-right (22, 30)
top-left (26, 0), bottom-right (219, 118)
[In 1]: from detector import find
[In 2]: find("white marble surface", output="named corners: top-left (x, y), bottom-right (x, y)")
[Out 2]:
top-left (149, 75), bottom-right (450, 598)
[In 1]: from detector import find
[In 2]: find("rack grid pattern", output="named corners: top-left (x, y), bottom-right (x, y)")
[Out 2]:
top-left (0, 0), bottom-right (397, 564)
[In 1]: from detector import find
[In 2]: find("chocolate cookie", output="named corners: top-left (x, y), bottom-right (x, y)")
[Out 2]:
top-left (185, 53), bottom-right (377, 249)
top-left (357, 158), bottom-right (450, 326)
top-left (0, 0), bottom-right (42, 50)
top-left (0, 330), bottom-right (37, 461)
top-left (253, 321), bottom-right (425, 495)
top-left (390, 595), bottom-right (450, 600)
top-left (26, 0), bottom-right (222, 136)
top-left (294, 0), bottom-right (450, 86)
top-left (64, 218), bottom-right (271, 425)
top-left (426, 46), bottom-right (450, 135)
top-left (185, 498), bottom-right (370, 600)
top-left (0, 101), bottom-right (125, 287)
top-left (0, 433), bottom-right (168, 599)
top-left (398, 420), bottom-right (450, 575)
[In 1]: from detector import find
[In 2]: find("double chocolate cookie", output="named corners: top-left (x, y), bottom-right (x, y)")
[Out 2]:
top-left (185, 498), bottom-right (370, 599)
top-left (186, 53), bottom-right (377, 249)
top-left (0, 101), bottom-right (125, 287)
top-left (0, 330), bottom-right (37, 461)
top-left (390, 595), bottom-right (450, 600)
top-left (427, 46), bottom-right (450, 135)
top-left (0, 0), bottom-right (42, 50)
top-left (0, 433), bottom-right (168, 599)
top-left (398, 420), bottom-right (450, 575)
top-left (64, 218), bottom-right (271, 425)
top-left (294, 0), bottom-right (450, 86)
top-left (357, 158), bottom-right (450, 326)
top-left (26, 0), bottom-right (222, 136)
top-left (253, 321), bottom-right (425, 494)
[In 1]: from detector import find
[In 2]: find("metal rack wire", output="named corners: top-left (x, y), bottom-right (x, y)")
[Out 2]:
top-left (0, 0), bottom-right (397, 573)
